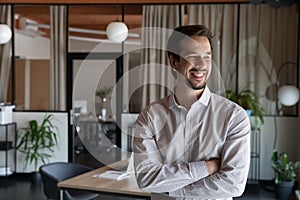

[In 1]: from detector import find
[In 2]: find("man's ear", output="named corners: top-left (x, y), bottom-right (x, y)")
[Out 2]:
top-left (169, 55), bottom-right (178, 78)
top-left (169, 55), bottom-right (178, 70)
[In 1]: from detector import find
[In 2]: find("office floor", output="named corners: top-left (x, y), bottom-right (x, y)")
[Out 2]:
top-left (0, 174), bottom-right (281, 200)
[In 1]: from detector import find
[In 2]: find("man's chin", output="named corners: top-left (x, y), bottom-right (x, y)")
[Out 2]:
top-left (191, 85), bottom-right (206, 90)
top-left (188, 81), bottom-right (206, 90)
top-left (183, 78), bottom-right (206, 90)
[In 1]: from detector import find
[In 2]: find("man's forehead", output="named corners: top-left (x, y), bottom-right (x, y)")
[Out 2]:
top-left (179, 36), bottom-right (211, 53)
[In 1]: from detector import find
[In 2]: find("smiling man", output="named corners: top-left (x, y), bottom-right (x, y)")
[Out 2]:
top-left (133, 25), bottom-right (251, 200)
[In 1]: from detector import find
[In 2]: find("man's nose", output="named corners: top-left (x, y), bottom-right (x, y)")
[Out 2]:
top-left (195, 57), bottom-right (205, 67)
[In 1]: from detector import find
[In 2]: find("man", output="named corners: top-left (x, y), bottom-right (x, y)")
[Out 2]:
top-left (133, 25), bottom-right (250, 200)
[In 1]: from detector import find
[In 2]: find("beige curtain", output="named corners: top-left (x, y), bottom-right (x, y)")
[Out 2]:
top-left (0, 5), bottom-right (12, 102)
top-left (50, 5), bottom-right (67, 110)
top-left (188, 4), bottom-right (298, 115)
top-left (238, 4), bottom-right (298, 115)
top-left (187, 4), bottom-right (238, 91)
top-left (139, 5), bottom-right (184, 110)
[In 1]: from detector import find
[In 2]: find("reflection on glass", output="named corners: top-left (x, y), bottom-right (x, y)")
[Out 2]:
top-left (13, 5), bottom-right (51, 111)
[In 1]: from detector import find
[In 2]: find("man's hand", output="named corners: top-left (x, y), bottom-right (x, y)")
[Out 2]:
top-left (206, 159), bottom-right (220, 175)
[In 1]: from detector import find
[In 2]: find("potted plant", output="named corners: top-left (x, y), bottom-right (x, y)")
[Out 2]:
top-left (95, 86), bottom-right (113, 103)
top-left (16, 114), bottom-right (58, 183)
top-left (271, 150), bottom-right (300, 200)
top-left (226, 87), bottom-right (265, 130)
top-left (96, 86), bottom-right (112, 119)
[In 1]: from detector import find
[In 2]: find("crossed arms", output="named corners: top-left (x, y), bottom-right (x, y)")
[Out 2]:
top-left (133, 108), bottom-right (251, 199)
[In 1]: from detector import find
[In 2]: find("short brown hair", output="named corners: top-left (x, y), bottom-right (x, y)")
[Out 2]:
top-left (167, 25), bottom-right (214, 61)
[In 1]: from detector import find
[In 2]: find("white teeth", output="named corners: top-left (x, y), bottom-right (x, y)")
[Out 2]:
top-left (192, 72), bottom-right (204, 77)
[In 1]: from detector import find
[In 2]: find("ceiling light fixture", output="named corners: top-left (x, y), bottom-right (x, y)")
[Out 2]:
top-left (0, 24), bottom-right (12, 44)
top-left (22, 19), bottom-right (139, 38)
top-left (106, 22), bottom-right (128, 43)
top-left (106, 5), bottom-right (128, 43)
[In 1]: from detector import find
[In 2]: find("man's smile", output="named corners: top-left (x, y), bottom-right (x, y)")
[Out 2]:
top-left (189, 69), bottom-right (207, 80)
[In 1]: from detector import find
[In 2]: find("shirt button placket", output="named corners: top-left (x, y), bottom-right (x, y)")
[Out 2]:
top-left (184, 111), bottom-right (192, 161)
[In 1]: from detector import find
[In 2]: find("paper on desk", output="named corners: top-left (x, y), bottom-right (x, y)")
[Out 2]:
top-left (96, 170), bottom-right (133, 181)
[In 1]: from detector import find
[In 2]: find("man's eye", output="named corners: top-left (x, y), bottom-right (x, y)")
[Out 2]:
top-left (185, 55), bottom-right (198, 59)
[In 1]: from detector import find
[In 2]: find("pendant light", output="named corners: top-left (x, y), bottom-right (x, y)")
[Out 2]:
top-left (0, 24), bottom-right (12, 44)
top-left (106, 22), bottom-right (128, 42)
top-left (106, 5), bottom-right (128, 43)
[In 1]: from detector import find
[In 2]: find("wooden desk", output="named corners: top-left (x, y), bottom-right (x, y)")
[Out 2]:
top-left (58, 160), bottom-right (151, 199)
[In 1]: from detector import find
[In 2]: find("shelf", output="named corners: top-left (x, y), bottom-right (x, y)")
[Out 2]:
top-left (0, 141), bottom-right (13, 151)
top-left (0, 167), bottom-right (13, 176)
top-left (249, 129), bottom-right (260, 181)
top-left (0, 122), bottom-right (17, 126)
top-left (250, 152), bottom-right (260, 158)
top-left (0, 122), bottom-right (17, 177)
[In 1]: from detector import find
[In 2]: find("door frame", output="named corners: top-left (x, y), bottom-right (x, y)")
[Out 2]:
top-left (67, 52), bottom-right (123, 162)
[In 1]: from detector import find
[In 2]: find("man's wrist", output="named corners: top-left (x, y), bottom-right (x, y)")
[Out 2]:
top-left (205, 159), bottom-right (220, 175)
top-left (190, 161), bottom-right (209, 180)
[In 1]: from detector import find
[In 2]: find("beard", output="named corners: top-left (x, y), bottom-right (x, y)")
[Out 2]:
top-left (186, 67), bottom-right (208, 90)
top-left (188, 81), bottom-right (206, 90)
top-left (185, 76), bottom-right (206, 90)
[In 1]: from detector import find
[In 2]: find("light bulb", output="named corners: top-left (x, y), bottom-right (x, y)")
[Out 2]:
top-left (278, 85), bottom-right (300, 106)
top-left (106, 22), bottom-right (128, 43)
top-left (0, 24), bottom-right (12, 44)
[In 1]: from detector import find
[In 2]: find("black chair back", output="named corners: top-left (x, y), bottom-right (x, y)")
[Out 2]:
top-left (39, 162), bottom-right (94, 200)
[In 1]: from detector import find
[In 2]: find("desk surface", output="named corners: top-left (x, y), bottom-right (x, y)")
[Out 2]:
top-left (58, 160), bottom-right (151, 197)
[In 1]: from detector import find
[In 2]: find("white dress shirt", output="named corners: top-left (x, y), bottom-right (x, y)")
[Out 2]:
top-left (133, 86), bottom-right (251, 200)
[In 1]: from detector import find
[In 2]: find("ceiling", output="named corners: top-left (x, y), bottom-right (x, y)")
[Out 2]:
top-left (14, 5), bottom-right (143, 40)
top-left (15, 1), bottom-right (287, 41)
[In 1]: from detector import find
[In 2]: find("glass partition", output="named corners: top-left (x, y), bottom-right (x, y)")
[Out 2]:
top-left (13, 5), bottom-right (51, 111)
top-left (9, 3), bottom-right (300, 116)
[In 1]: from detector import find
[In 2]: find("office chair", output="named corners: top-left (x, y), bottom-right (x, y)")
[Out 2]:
top-left (39, 162), bottom-right (99, 200)
top-left (101, 122), bottom-right (117, 152)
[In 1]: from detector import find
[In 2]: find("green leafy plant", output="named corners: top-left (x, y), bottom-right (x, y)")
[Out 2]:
top-left (271, 150), bottom-right (300, 184)
top-left (16, 114), bottom-right (58, 172)
top-left (226, 87), bottom-right (265, 130)
top-left (95, 86), bottom-right (112, 102)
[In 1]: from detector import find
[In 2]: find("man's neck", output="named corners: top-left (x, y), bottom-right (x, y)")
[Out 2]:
top-left (174, 84), bottom-right (204, 110)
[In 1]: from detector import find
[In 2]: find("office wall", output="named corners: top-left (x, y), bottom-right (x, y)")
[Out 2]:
top-left (15, 33), bottom-right (50, 59)
top-left (0, 112), bottom-right (68, 173)
top-left (14, 59), bottom-right (50, 110)
top-left (13, 31), bottom-right (300, 181)
top-left (13, 112), bottom-right (68, 173)
top-left (73, 59), bottom-right (116, 116)
top-left (258, 116), bottom-right (300, 180)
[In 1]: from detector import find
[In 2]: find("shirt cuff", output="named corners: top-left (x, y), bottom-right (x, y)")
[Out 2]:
top-left (169, 188), bottom-right (184, 198)
top-left (190, 161), bottom-right (209, 181)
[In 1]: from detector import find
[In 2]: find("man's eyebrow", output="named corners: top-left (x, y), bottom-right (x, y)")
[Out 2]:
top-left (184, 51), bottom-right (212, 55)
top-left (184, 51), bottom-right (198, 55)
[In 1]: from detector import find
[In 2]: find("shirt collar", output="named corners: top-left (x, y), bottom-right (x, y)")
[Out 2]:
top-left (169, 94), bottom-right (179, 109)
top-left (169, 85), bottom-right (211, 109)
top-left (198, 85), bottom-right (211, 107)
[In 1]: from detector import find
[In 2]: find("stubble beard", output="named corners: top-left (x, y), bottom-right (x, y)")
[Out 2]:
top-left (186, 77), bottom-right (206, 91)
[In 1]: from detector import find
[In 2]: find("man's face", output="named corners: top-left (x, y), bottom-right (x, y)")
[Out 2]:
top-left (171, 36), bottom-right (212, 90)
